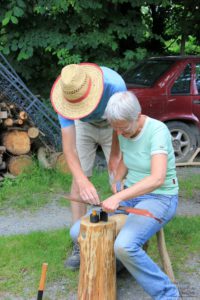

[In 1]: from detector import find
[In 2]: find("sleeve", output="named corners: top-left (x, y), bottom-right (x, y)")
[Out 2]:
top-left (58, 114), bottom-right (75, 128)
top-left (113, 76), bottom-right (127, 93)
top-left (150, 124), bottom-right (170, 155)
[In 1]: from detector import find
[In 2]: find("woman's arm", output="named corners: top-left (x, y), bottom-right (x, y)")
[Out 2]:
top-left (111, 157), bottom-right (128, 193)
top-left (102, 153), bottom-right (167, 211)
top-left (108, 130), bottom-right (122, 176)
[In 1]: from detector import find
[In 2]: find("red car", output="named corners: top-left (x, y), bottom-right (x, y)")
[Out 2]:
top-left (123, 56), bottom-right (200, 163)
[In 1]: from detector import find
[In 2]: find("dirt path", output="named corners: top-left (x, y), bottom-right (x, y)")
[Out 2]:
top-left (0, 192), bottom-right (199, 236)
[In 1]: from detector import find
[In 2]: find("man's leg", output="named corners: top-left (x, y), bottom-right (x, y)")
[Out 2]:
top-left (100, 126), bottom-right (113, 165)
top-left (65, 121), bottom-right (98, 269)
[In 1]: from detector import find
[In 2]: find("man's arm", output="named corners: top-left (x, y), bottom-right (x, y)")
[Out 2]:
top-left (61, 125), bottom-right (100, 204)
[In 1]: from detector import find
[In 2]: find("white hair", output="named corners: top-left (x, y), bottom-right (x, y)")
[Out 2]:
top-left (105, 91), bottom-right (141, 122)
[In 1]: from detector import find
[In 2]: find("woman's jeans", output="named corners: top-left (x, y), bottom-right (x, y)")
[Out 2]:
top-left (70, 193), bottom-right (179, 300)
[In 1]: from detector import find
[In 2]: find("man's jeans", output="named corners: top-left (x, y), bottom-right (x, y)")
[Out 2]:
top-left (70, 193), bottom-right (179, 300)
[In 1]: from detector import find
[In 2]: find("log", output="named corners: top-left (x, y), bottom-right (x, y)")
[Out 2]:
top-left (37, 147), bottom-right (52, 169)
top-left (8, 155), bottom-right (33, 176)
top-left (54, 152), bottom-right (71, 173)
top-left (78, 216), bottom-right (117, 300)
top-left (0, 111), bottom-right (8, 119)
top-left (3, 118), bottom-right (14, 127)
top-left (3, 130), bottom-right (31, 155)
top-left (19, 111), bottom-right (28, 120)
top-left (28, 127), bottom-right (40, 139)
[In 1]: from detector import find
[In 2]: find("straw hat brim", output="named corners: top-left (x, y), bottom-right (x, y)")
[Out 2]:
top-left (50, 63), bottom-right (104, 120)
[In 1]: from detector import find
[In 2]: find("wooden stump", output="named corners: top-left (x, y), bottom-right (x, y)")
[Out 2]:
top-left (78, 216), bottom-right (117, 300)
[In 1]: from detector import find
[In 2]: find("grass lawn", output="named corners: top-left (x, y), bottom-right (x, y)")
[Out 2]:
top-left (0, 228), bottom-right (78, 299)
top-left (0, 216), bottom-right (200, 299)
top-left (0, 163), bottom-right (113, 212)
top-left (0, 163), bottom-right (200, 212)
top-left (0, 164), bottom-right (200, 298)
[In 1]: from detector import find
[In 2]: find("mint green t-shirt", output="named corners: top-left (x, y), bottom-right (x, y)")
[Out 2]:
top-left (118, 117), bottom-right (178, 195)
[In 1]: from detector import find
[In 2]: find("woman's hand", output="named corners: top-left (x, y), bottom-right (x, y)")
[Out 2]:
top-left (101, 196), bottom-right (121, 212)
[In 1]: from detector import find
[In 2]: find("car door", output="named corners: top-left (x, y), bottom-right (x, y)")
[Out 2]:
top-left (166, 62), bottom-right (193, 119)
top-left (192, 61), bottom-right (200, 127)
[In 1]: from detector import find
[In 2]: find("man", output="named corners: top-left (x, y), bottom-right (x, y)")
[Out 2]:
top-left (50, 63), bottom-right (126, 269)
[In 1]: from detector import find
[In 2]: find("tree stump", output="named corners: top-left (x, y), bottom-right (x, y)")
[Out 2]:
top-left (78, 216), bottom-right (117, 300)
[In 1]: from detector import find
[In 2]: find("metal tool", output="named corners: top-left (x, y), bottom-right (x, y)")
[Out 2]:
top-left (60, 193), bottom-right (162, 223)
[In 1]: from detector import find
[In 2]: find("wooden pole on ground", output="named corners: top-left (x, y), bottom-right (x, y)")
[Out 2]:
top-left (37, 263), bottom-right (48, 300)
top-left (156, 228), bottom-right (175, 282)
top-left (78, 216), bottom-right (117, 300)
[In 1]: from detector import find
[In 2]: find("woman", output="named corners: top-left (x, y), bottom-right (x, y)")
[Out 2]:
top-left (102, 91), bottom-right (179, 299)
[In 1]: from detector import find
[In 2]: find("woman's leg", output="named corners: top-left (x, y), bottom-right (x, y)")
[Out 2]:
top-left (114, 194), bottom-right (179, 300)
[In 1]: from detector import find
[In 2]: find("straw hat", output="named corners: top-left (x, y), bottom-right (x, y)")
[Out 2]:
top-left (50, 63), bottom-right (104, 119)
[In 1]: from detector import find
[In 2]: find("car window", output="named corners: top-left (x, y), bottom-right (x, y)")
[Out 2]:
top-left (123, 60), bottom-right (175, 87)
top-left (195, 63), bottom-right (200, 94)
top-left (171, 64), bottom-right (191, 95)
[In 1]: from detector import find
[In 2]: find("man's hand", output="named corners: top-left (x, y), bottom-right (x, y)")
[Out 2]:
top-left (75, 178), bottom-right (100, 205)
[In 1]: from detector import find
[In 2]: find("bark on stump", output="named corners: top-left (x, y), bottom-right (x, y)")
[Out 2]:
top-left (8, 155), bottom-right (33, 176)
top-left (78, 216), bottom-right (117, 300)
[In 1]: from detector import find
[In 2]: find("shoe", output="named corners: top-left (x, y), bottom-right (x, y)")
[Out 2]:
top-left (64, 242), bottom-right (80, 270)
top-left (116, 259), bottom-right (125, 273)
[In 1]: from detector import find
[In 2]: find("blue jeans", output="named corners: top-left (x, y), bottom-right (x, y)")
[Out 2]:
top-left (70, 193), bottom-right (179, 300)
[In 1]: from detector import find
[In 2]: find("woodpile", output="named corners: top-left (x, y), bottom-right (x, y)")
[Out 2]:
top-left (0, 101), bottom-right (41, 179)
top-left (0, 100), bottom-right (70, 180)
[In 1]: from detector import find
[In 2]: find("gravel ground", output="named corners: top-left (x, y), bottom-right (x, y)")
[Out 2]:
top-left (0, 166), bottom-right (200, 299)
top-left (0, 194), bottom-right (199, 237)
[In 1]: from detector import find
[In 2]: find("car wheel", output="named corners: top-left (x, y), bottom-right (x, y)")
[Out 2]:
top-left (166, 122), bottom-right (198, 163)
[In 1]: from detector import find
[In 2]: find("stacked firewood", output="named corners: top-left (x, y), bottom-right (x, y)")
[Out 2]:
top-left (0, 101), bottom-right (70, 180)
top-left (0, 101), bottom-right (41, 179)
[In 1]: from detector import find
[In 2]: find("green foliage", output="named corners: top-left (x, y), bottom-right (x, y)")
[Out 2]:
top-left (0, 0), bottom-right (199, 97)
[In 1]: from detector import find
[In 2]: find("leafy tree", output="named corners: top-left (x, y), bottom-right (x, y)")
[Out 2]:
top-left (164, 0), bottom-right (200, 54)
top-left (0, 0), bottom-right (199, 98)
